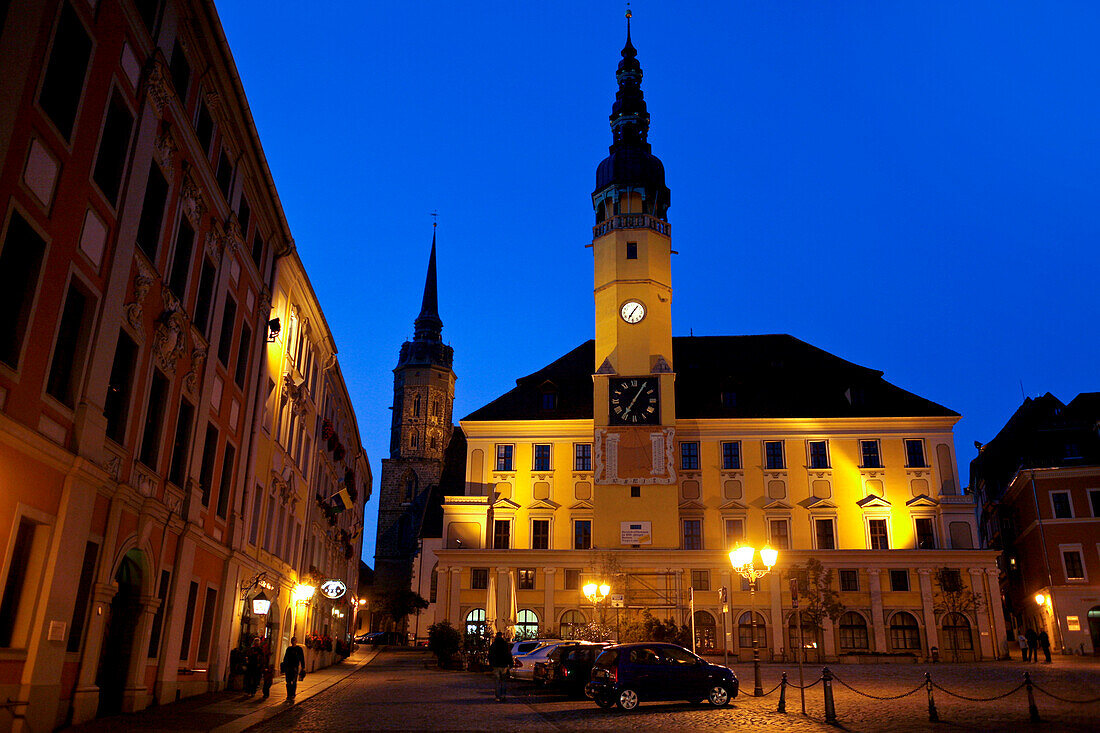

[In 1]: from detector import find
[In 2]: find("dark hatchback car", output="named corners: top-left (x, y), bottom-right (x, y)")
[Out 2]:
top-left (535, 642), bottom-right (612, 696)
top-left (585, 643), bottom-right (738, 710)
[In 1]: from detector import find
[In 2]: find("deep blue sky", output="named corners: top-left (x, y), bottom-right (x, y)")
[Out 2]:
top-left (217, 2), bottom-right (1100, 566)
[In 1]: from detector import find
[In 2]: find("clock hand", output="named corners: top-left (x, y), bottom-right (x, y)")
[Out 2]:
top-left (625, 385), bottom-right (646, 414)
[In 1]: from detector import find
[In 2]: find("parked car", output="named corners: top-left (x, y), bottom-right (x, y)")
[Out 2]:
top-left (585, 643), bottom-right (738, 710)
top-left (511, 638), bottom-right (560, 659)
top-left (537, 642), bottom-right (612, 696)
top-left (513, 641), bottom-right (570, 681)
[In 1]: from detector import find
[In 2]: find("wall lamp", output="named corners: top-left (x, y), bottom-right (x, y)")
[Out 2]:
top-left (267, 317), bottom-right (281, 342)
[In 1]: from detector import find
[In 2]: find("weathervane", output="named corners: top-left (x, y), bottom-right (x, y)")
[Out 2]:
top-left (430, 210), bottom-right (438, 229)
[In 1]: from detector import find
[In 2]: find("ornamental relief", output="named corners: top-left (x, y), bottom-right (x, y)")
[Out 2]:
top-left (181, 172), bottom-right (206, 229)
top-left (593, 426), bottom-right (676, 486)
top-left (124, 257), bottom-right (156, 334)
top-left (152, 307), bottom-right (189, 376)
top-left (183, 344), bottom-right (207, 398)
top-left (143, 56), bottom-right (172, 116)
top-left (205, 225), bottom-right (226, 261)
top-left (154, 123), bottom-right (177, 176)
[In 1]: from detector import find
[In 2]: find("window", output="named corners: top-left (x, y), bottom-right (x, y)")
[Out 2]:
top-left (868, 518), bottom-right (889, 550)
top-left (682, 519), bottom-right (702, 550)
top-left (574, 443), bottom-right (592, 471)
top-left (838, 612), bottom-right (869, 650)
top-left (518, 569), bottom-right (535, 590)
top-left (626, 241), bottom-right (637, 259)
top-left (941, 613), bottom-right (972, 651)
top-left (218, 296), bottom-right (237, 365)
top-left (764, 440), bottom-right (785, 470)
top-left (564, 568), bottom-right (580, 590)
top-left (721, 441), bottom-right (741, 470)
top-left (67, 541), bottom-right (99, 653)
top-left (889, 612), bottom-right (920, 650)
top-left (196, 587), bottom-right (218, 662)
top-left (721, 390), bottom-right (737, 408)
top-left (193, 259), bottom-right (216, 334)
top-left (939, 569), bottom-right (963, 592)
top-left (1090, 489), bottom-right (1100, 518)
top-left (471, 568), bottom-right (488, 590)
top-left (905, 439), bottom-right (926, 468)
top-left (573, 520), bottom-right (592, 550)
top-left (809, 440), bottom-right (829, 469)
top-left (915, 517), bottom-right (936, 549)
top-left (215, 443), bottom-right (235, 518)
top-left (215, 149), bottom-right (233, 200)
top-left (769, 519), bottom-right (790, 549)
top-left (138, 370), bottom-right (170, 469)
top-left (691, 569), bottom-right (710, 591)
top-left (740, 577), bottom-right (751, 591)
top-left (198, 425), bottom-right (218, 505)
top-left (167, 218), bottom-right (195, 297)
top-left (167, 398), bottom-right (194, 486)
top-left (531, 519), bottom-right (549, 550)
top-left (136, 163), bottom-right (169, 260)
top-left (178, 581), bottom-right (199, 660)
top-left (0, 212), bottom-right (47, 369)
top-left (103, 330), bottom-right (138, 442)
top-left (146, 569), bottom-right (171, 657)
top-left (38, 2), bottom-right (92, 141)
top-left (46, 282), bottom-right (93, 407)
top-left (738, 611), bottom-right (767, 649)
top-left (724, 517), bottom-right (745, 548)
top-left (495, 444), bottom-right (513, 471)
top-left (493, 520), bottom-right (510, 550)
top-left (92, 92), bottom-right (134, 205)
top-left (169, 39), bottom-right (191, 101)
top-left (839, 569), bottom-right (859, 592)
top-left (814, 518), bottom-right (836, 549)
top-left (234, 323), bottom-right (252, 388)
top-left (533, 444), bottom-right (551, 471)
top-left (0, 518), bottom-right (39, 647)
top-left (560, 609), bottom-right (586, 639)
top-left (262, 495), bottom-right (275, 551)
top-left (540, 391), bottom-right (557, 410)
top-left (1051, 491), bottom-right (1072, 519)
top-left (860, 440), bottom-right (882, 468)
top-left (251, 231), bottom-right (264, 270)
top-left (680, 442), bottom-right (699, 470)
top-left (248, 487), bottom-right (263, 545)
top-left (515, 609), bottom-right (539, 639)
top-left (889, 570), bottom-right (910, 592)
top-left (195, 98), bottom-right (214, 154)
top-left (1063, 550), bottom-right (1085, 580)
top-left (630, 485), bottom-right (640, 498)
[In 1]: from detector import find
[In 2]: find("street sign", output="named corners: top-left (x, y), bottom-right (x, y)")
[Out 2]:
top-left (610, 593), bottom-right (625, 608)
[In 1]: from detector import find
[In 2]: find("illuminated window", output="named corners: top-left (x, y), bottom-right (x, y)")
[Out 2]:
top-left (515, 609), bottom-right (539, 639)
top-left (465, 608), bottom-right (486, 636)
top-left (764, 441), bottom-right (785, 470)
top-left (1063, 550), bottom-right (1085, 580)
top-left (518, 569), bottom-right (536, 590)
top-left (722, 441), bottom-right (741, 469)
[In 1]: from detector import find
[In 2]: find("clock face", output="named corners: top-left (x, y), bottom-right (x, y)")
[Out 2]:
top-left (609, 377), bottom-right (660, 424)
top-left (620, 300), bottom-right (646, 324)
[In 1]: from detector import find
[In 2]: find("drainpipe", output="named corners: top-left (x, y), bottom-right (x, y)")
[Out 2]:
top-left (1029, 470), bottom-right (1065, 653)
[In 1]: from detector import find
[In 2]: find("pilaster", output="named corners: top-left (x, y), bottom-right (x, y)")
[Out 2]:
top-left (769, 574), bottom-right (782, 659)
top-left (449, 567), bottom-right (461, 626)
top-left (867, 569), bottom-right (887, 652)
top-left (970, 568), bottom-right (994, 660)
top-left (985, 568), bottom-right (1009, 658)
top-left (542, 568), bottom-right (556, 635)
top-left (917, 568), bottom-right (939, 654)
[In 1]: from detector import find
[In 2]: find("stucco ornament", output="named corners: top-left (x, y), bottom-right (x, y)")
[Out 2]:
top-left (124, 258), bottom-right (156, 333)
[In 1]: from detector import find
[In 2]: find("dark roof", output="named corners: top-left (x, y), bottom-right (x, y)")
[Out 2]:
top-left (463, 335), bottom-right (957, 422)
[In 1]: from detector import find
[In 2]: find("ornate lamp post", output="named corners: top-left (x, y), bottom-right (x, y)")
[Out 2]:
top-left (583, 582), bottom-right (611, 629)
top-left (729, 545), bottom-right (778, 697)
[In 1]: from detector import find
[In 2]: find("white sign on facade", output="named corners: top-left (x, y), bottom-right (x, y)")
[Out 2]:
top-left (320, 579), bottom-right (347, 599)
top-left (620, 521), bottom-right (652, 545)
top-left (610, 594), bottom-right (625, 608)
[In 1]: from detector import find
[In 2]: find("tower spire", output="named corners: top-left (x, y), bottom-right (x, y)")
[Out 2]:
top-left (413, 224), bottom-right (442, 343)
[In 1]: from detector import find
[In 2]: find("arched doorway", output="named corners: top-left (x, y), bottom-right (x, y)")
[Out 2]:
top-left (787, 611), bottom-right (822, 663)
top-left (693, 611), bottom-right (717, 652)
top-left (737, 611), bottom-right (769, 662)
top-left (837, 612), bottom-right (870, 656)
top-left (941, 613), bottom-right (974, 661)
top-left (96, 551), bottom-right (143, 716)
top-left (559, 609), bottom-right (586, 640)
top-left (1087, 606), bottom-right (1100, 655)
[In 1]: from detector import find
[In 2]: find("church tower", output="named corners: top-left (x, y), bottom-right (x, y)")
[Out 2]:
top-left (591, 12), bottom-right (681, 544)
top-left (375, 228), bottom-right (456, 593)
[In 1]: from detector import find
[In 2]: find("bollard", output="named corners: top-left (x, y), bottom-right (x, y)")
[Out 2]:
top-left (925, 672), bottom-right (939, 723)
top-left (1024, 671), bottom-right (1040, 723)
top-left (778, 672), bottom-right (787, 713)
top-left (822, 667), bottom-right (837, 725)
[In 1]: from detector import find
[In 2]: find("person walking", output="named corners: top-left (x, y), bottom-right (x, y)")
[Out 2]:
top-left (487, 632), bottom-right (513, 702)
top-left (244, 638), bottom-right (264, 695)
top-left (282, 637), bottom-right (307, 700)
top-left (1039, 629), bottom-right (1052, 663)
top-left (1025, 628), bottom-right (1038, 664)
top-left (1017, 631), bottom-right (1029, 662)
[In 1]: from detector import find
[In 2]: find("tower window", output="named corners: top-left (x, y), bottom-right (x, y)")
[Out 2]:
top-left (413, 394), bottom-right (420, 417)
top-left (626, 242), bottom-right (637, 259)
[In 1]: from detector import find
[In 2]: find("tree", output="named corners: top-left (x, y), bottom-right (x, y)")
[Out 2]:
top-left (427, 621), bottom-right (461, 667)
top-left (790, 558), bottom-right (845, 653)
top-left (933, 567), bottom-right (982, 662)
top-left (378, 588), bottom-right (428, 634)
top-left (618, 610), bottom-right (691, 646)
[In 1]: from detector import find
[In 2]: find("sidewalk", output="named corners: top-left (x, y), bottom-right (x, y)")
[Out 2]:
top-left (65, 647), bottom-right (382, 733)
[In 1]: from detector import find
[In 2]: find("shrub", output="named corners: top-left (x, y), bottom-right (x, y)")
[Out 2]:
top-left (427, 621), bottom-right (461, 666)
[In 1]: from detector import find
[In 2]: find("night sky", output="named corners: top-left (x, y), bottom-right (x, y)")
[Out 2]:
top-left (217, 2), bottom-right (1100, 565)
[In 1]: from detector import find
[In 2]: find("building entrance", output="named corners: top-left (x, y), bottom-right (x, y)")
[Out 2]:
top-left (1088, 607), bottom-right (1100, 655)
top-left (95, 552), bottom-right (142, 716)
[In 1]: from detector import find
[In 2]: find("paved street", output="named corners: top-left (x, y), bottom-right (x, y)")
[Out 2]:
top-left (247, 650), bottom-right (1100, 732)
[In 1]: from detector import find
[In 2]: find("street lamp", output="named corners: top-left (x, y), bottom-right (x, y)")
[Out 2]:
top-left (729, 545), bottom-right (778, 697)
top-left (583, 582), bottom-right (611, 629)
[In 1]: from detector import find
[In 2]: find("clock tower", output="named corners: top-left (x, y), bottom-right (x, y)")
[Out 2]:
top-left (592, 14), bottom-right (678, 500)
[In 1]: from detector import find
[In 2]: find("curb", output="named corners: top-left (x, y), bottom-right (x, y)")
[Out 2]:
top-left (210, 648), bottom-right (383, 733)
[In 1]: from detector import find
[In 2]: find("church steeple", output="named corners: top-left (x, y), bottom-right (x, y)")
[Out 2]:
top-left (413, 226), bottom-right (442, 344)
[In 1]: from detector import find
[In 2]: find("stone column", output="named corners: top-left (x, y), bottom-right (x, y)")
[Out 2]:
top-left (121, 595), bottom-right (162, 712)
top-left (917, 568), bottom-right (939, 655)
top-left (719, 570), bottom-right (733, 656)
top-left (867, 569), bottom-right (887, 652)
top-left (985, 569), bottom-right (1009, 658)
top-left (542, 568), bottom-right (556, 637)
top-left (769, 573), bottom-right (782, 661)
top-left (969, 569), bottom-right (995, 660)
top-left (449, 567), bottom-right (462, 626)
top-left (71, 583), bottom-right (118, 724)
top-left (495, 567), bottom-right (511, 632)
top-left (822, 616), bottom-right (837, 661)
top-left (435, 566), bottom-right (450, 625)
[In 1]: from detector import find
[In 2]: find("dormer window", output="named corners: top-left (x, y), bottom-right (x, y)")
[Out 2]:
top-left (541, 391), bottom-right (557, 411)
top-left (626, 242), bottom-right (637, 259)
top-left (721, 390), bottom-right (737, 408)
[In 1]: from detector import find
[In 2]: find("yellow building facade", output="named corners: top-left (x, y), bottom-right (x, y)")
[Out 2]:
top-left (432, 27), bottom-right (1007, 663)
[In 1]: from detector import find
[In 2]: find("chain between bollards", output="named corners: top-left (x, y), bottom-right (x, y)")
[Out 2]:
top-left (821, 667), bottom-right (837, 725)
top-left (1024, 671), bottom-right (1040, 723)
top-left (777, 672), bottom-right (787, 713)
top-left (925, 672), bottom-right (938, 722)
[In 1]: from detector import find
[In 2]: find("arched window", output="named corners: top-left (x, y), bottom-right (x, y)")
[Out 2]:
top-left (465, 608), bottom-right (486, 637)
top-left (787, 611), bottom-right (819, 653)
top-left (693, 611), bottom-right (717, 651)
top-left (515, 609), bottom-right (539, 640)
top-left (410, 431), bottom-right (418, 449)
top-left (737, 611), bottom-right (768, 649)
top-left (413, 394), bottom-right (421, 417)
top-left (404, 472), bottom-right (418, 501)
top-left (838, 612), bottom-right (869, 650)
top-left (559, 609), bottom-right (586, 640)
top-left (429, 563), bottom-right (438, 603)
top-left (941, 613), bottom-right (973, 651)
top-left (889, 612), bottom-right (921, 650)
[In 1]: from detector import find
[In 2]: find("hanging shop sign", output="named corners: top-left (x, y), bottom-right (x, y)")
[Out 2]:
top-left (320, 579), bottom-right (347, 599)
top-left (252, 592), bottom-right (271, 615)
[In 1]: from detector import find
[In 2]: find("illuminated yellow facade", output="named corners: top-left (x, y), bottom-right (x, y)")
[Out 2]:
top-left (433, 27), bottom-right (1007, 662)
